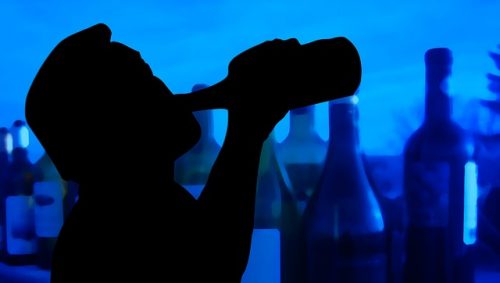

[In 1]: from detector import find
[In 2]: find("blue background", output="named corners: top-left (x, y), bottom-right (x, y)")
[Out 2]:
top-left (1, 0), bottom-right (499, 162)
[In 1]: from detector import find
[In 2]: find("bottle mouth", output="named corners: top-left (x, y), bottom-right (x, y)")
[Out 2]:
top-left (299, 37), bottom-right (362, 101)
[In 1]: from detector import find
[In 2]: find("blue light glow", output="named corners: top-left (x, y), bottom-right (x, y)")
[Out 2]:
top-left (4, 133), bottom-right (13, 154)
top-left (19, 126), bottom-right (30, 149)
top-left (463, 161), bottom-right (478, 245)
top-left (241, 229), bottom-right (280, 283)
top-left (1, 1), bottom-right (498, 161)
top-left (11, 125), bottom-right (30, 149)
top-left (315, 102), bottom-right (329, 141)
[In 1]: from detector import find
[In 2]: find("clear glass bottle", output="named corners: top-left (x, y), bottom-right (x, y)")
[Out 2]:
top-left (277, 105), bottom-right (327, 283)
top-left (278, 105), bottom-right (327, 213)
top-left (175, 83), bottom-right (221, 199)
top-left (403, 48), bottom-right (476, 283)
top-left (304, 96), bottom-right (386, 283)
top-left (3, 120), bottom-right (41, 265)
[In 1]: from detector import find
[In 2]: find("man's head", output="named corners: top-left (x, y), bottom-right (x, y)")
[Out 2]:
top-left (26, 24), bottom-right (200, 183)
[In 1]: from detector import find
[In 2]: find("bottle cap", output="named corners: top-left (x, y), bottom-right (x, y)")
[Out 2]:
top-left (425, 48), bottom-right (452, 66)
top-left (12, 120), bottom-right (26, 128)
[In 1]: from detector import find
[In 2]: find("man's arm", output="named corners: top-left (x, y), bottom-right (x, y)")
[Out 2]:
top-left (196, 114), bottom-right (264, 281)
top-left (190, 39), bottom-right (295, 281)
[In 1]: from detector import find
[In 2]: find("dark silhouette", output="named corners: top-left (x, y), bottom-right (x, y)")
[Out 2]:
top-left (25, 23), bottom-right (361, 282)
top-left (24, 23), bottom-right (289, 283)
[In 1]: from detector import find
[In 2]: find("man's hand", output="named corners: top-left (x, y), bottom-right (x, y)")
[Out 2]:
top-left (224, 38), bottom-right (300, 142)
top-left (226, 38), bottom-right (301, 98)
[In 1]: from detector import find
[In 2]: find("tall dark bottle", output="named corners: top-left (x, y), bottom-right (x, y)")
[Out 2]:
top-left (3, 120), bottom-right (41, 265)
top-left (403, 48), bottom-right (476, 283)
top-left (304, 96), bottom-right (386, 283)
top-left (175, 84), bottom-right (221, 199)
top-left (277, 105), bottom-right (327, 283)
top-left (0, 127), bottom-right (12, 258)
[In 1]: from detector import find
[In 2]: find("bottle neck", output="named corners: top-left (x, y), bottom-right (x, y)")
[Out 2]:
top-left (328, 99), bottom-right (360, 157)
top-left (425, 88), bottom-right (451, 125)
top-left (424, 64), bottom-right (452, 124)
top-left (289, 106), bottom-right (316, 138)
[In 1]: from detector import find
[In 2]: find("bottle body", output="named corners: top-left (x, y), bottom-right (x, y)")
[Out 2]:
top-left (278, 105), bottom-right (327, 213)
top-left (305, 97), bottom-right (386, 283)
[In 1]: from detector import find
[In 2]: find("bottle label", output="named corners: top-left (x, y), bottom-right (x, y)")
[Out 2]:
top-left (34, 181), bottom-right (64, 237)
top-left (406, 161), bottom-right (449, 227)
top-left (6, 196), bottom-right (37, 255)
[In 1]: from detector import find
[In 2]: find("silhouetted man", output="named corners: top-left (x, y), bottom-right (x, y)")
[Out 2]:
top-left (25, 24), bottom-right (291, 282)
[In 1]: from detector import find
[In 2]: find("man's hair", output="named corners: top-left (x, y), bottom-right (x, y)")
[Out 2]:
top-left (25, 24), bottom-right (111, 181)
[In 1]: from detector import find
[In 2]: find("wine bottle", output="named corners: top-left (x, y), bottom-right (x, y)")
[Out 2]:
top-left (403, 48), bottom-right (476, 283)
top-left (278, 105), bottom-right (327, 212)
top-left (173, 37), bottom-right (362, 112)
top-left (3, 120), bottom-right (41, 265)
top-left (304, 96), bottom-right (386, 283)
top-left (175, 84), bottom-right (221, 199)
top-left (277, 105), bottom-right (327, 283)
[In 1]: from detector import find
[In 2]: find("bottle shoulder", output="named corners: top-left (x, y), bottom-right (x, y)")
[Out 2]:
top-left (404, 121), bottom-right (472, 160)
top-left (305, 172), bottom-right (385, 236)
